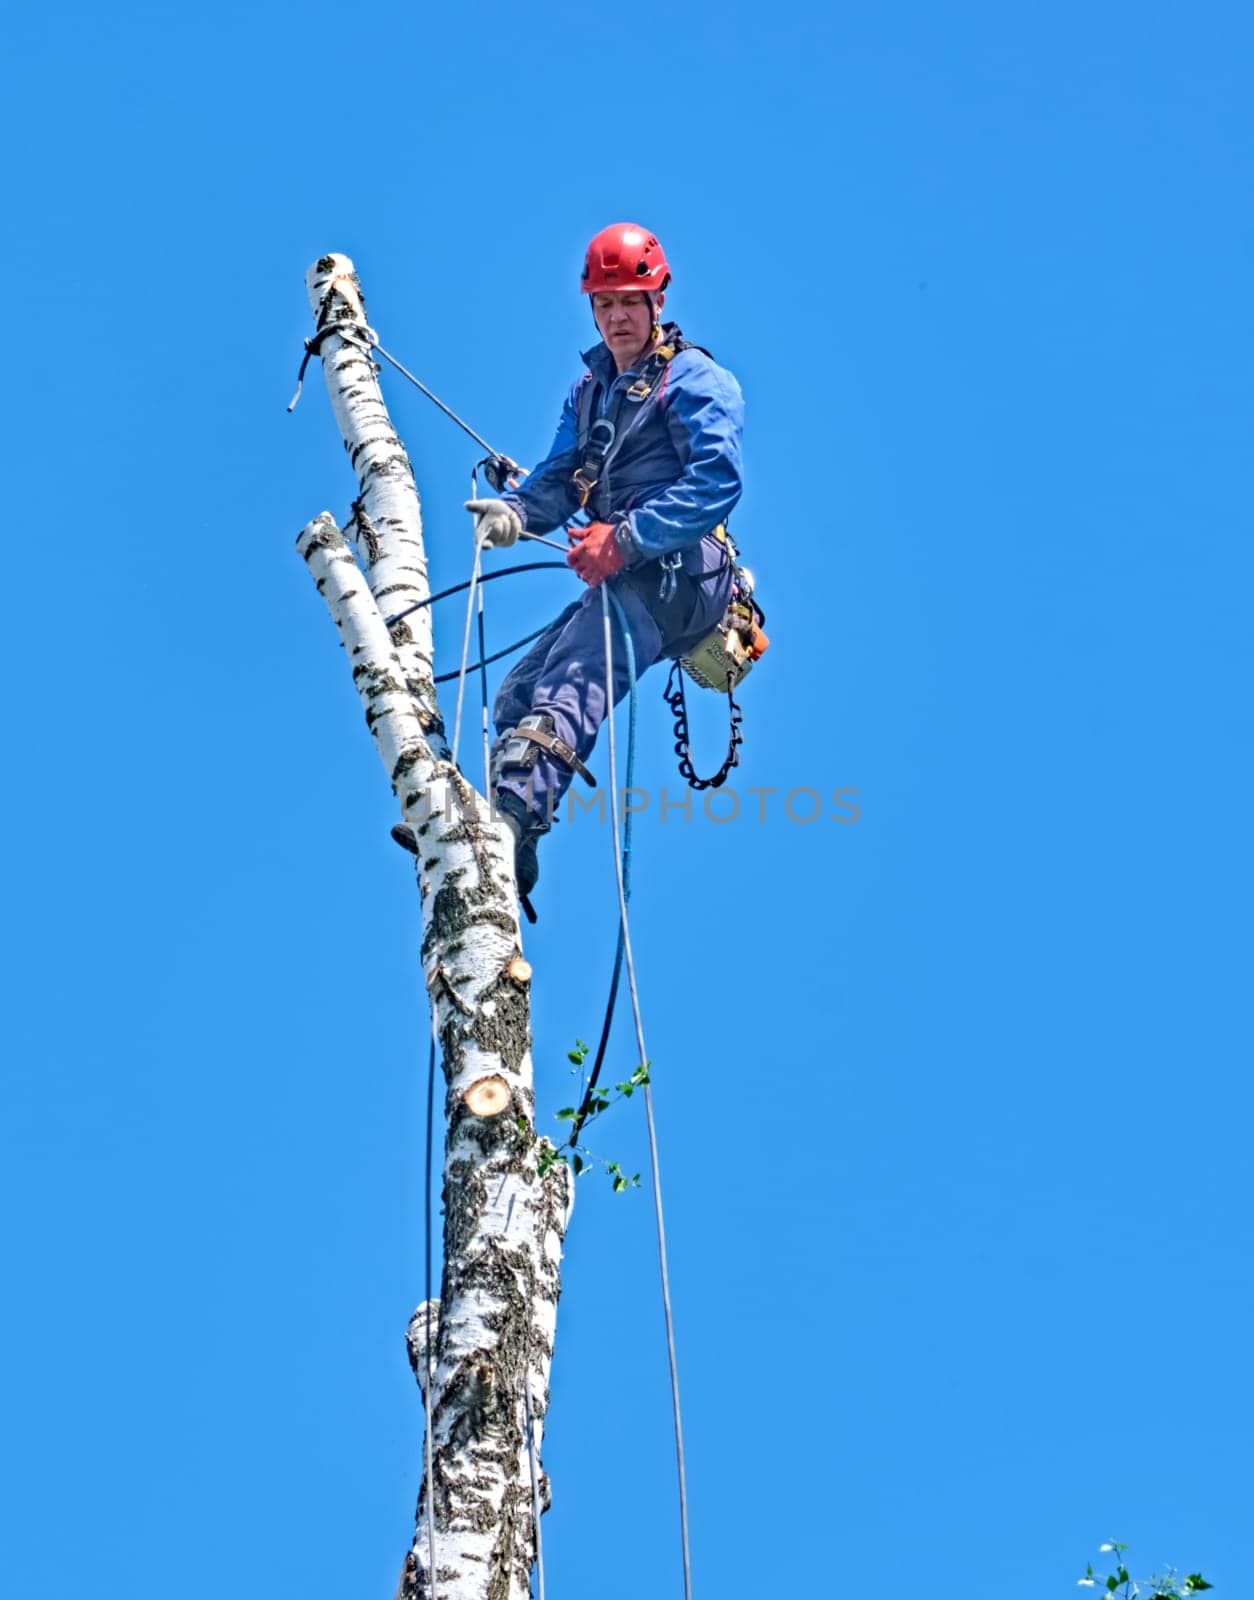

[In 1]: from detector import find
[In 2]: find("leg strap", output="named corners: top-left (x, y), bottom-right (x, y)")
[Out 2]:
top-left (505, 723), bottom-right (596, 787)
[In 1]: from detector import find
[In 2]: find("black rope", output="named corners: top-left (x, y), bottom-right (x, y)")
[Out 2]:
top-left (572, 647), bottom-right (744, 1142)
top-left (289, 307), bottom-right (512, 470)
top-left (384, 562), bottom-right (568, 629)
top-left (663, 662), bottom-right (743, 790)
top-left (567, 928), bottom-right (625, 1147)
top-left (370, 340), bottom-right (505, 460)
top-left (432, 624), bottom-right (552, 684)
top-left (286, 316), bottom-right (357, 411)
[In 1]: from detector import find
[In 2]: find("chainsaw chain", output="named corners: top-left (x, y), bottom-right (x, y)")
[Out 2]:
top-left (663, 661), bottom-right (743, 791)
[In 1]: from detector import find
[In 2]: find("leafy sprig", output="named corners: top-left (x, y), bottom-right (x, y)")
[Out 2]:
top-left (516, 1045), bottom-right (651, 1194)
top-left (1077, 1542), bottom-right (1213, 1600)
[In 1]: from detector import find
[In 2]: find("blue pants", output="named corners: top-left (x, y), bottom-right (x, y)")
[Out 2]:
top-left (493, 535), bottom-right (733, 826)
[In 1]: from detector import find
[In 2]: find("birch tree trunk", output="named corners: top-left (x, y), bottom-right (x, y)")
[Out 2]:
top-left (295, 254), bottom-right (572, 1600)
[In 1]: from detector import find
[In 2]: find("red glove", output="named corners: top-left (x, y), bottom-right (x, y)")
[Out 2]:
top-left (567, 521), bottom-right (625, 587)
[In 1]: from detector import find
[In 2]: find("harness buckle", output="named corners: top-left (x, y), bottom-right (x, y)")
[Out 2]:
top-left (571, 467), bottom-right (598, 509)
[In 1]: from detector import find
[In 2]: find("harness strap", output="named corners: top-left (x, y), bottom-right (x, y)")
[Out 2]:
top-left (625, 340), bottom-right (678, 401)
top-left (506, 725), bottom-right (596, 787)
top-left (573, 334), bottom-right (703, 511)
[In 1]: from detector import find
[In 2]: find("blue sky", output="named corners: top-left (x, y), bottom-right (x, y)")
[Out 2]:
top-left (4, 1), bottom-right (1251, 1595)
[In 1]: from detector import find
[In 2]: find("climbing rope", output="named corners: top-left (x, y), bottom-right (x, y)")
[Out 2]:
top-left (379, 560), bottom-right (568, 686)
top-left (423, 1021), bottom-right (439, 1599)
top-left (290, 316), bottom-right (509, 467)
top-left (566, 669), bottom-right (635, 1147)
top-left (432, 625), bottom-right (551, 684)
top-left (383, 562), bottom-right (567, 630)
top-left (599, 585), bottom-right (694, 1600)
top-left (468, 465), bottom-right (495, 792)
top-left (476, 557), bottom-right (492, 794)
top-left (450, 539), bottom-right (482, 767)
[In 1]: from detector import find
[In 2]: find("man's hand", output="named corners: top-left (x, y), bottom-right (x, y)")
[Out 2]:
top-left (567, 521), bottom-right (625, 586)
top-left (466, 498), bottom-right (522, 549)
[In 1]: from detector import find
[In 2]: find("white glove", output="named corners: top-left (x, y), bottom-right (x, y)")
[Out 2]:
top-left (466, 498), bottom-right (522, 549)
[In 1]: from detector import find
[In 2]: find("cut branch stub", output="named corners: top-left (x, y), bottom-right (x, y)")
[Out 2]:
top-left (463, 1075), bottom-right (511, 1118)
top-left (507, 958), bottom-right (532, 985)
top-left (406, 1299), bottom-right (441, 1396)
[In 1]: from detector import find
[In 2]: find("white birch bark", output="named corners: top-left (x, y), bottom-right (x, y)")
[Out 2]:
top-left (296, 255), bottom-right (573, 1600)
top-left (304, 254), bottom-right (444, 752)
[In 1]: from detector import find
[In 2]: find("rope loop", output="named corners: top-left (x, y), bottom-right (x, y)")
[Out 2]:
top-left (287, 317), bottom-right (378, 411)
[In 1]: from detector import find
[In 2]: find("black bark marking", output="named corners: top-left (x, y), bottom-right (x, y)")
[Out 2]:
top-left (422, 868), bottom-right (515, 962)
top-left (391, 745), bottom-right (428, 787)
top-left (470, 963), bottom-right (531, 1075)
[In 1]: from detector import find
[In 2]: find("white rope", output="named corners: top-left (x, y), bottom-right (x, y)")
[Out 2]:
top-left (600, 586), bottom-right (694, 1600)
top-left (451, 495), bottom-right (483, 765)
top-left (478, 576), bottom-right (492, 796)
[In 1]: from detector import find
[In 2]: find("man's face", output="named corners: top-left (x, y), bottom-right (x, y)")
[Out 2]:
top-left (592, 291), bottom-right (657, 369)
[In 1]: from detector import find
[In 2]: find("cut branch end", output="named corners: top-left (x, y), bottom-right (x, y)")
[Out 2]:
top-left (463, 1075), bottom-right (511, 1118)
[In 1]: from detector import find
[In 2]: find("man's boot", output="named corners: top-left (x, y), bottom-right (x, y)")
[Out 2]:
top-left (494, 789), bottom-right (542, 899)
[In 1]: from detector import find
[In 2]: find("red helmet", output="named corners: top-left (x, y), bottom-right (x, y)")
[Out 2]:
top-left (581, 223), bottom-right (672, 295)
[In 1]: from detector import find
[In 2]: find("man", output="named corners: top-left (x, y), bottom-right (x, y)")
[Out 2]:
top-left (401, 223), bottom-right (744, 906)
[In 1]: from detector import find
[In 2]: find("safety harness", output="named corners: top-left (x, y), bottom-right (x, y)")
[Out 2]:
top-left (295, 311), bottom-right (770, 796)
top-left (570, 334), bottom-right (705, 511)
top-left (567, 335), bottom-right (769, 788)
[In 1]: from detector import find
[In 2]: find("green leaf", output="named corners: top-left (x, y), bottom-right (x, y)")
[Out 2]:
top-left (572, 1153), bottom-right (585, 1175)
top-left (555, 1107), bottom-right (577, 1121)
top-left (1185, 1579), bottom-right (1213, 1593)
top-left (1108, 1578), bottom-right (1120, 1592)
top-left (612, 1174), bottom-right (627, 1192)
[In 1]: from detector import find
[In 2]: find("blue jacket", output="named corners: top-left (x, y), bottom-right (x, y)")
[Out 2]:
top-left (505, 323), bottom-right (744, 566)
